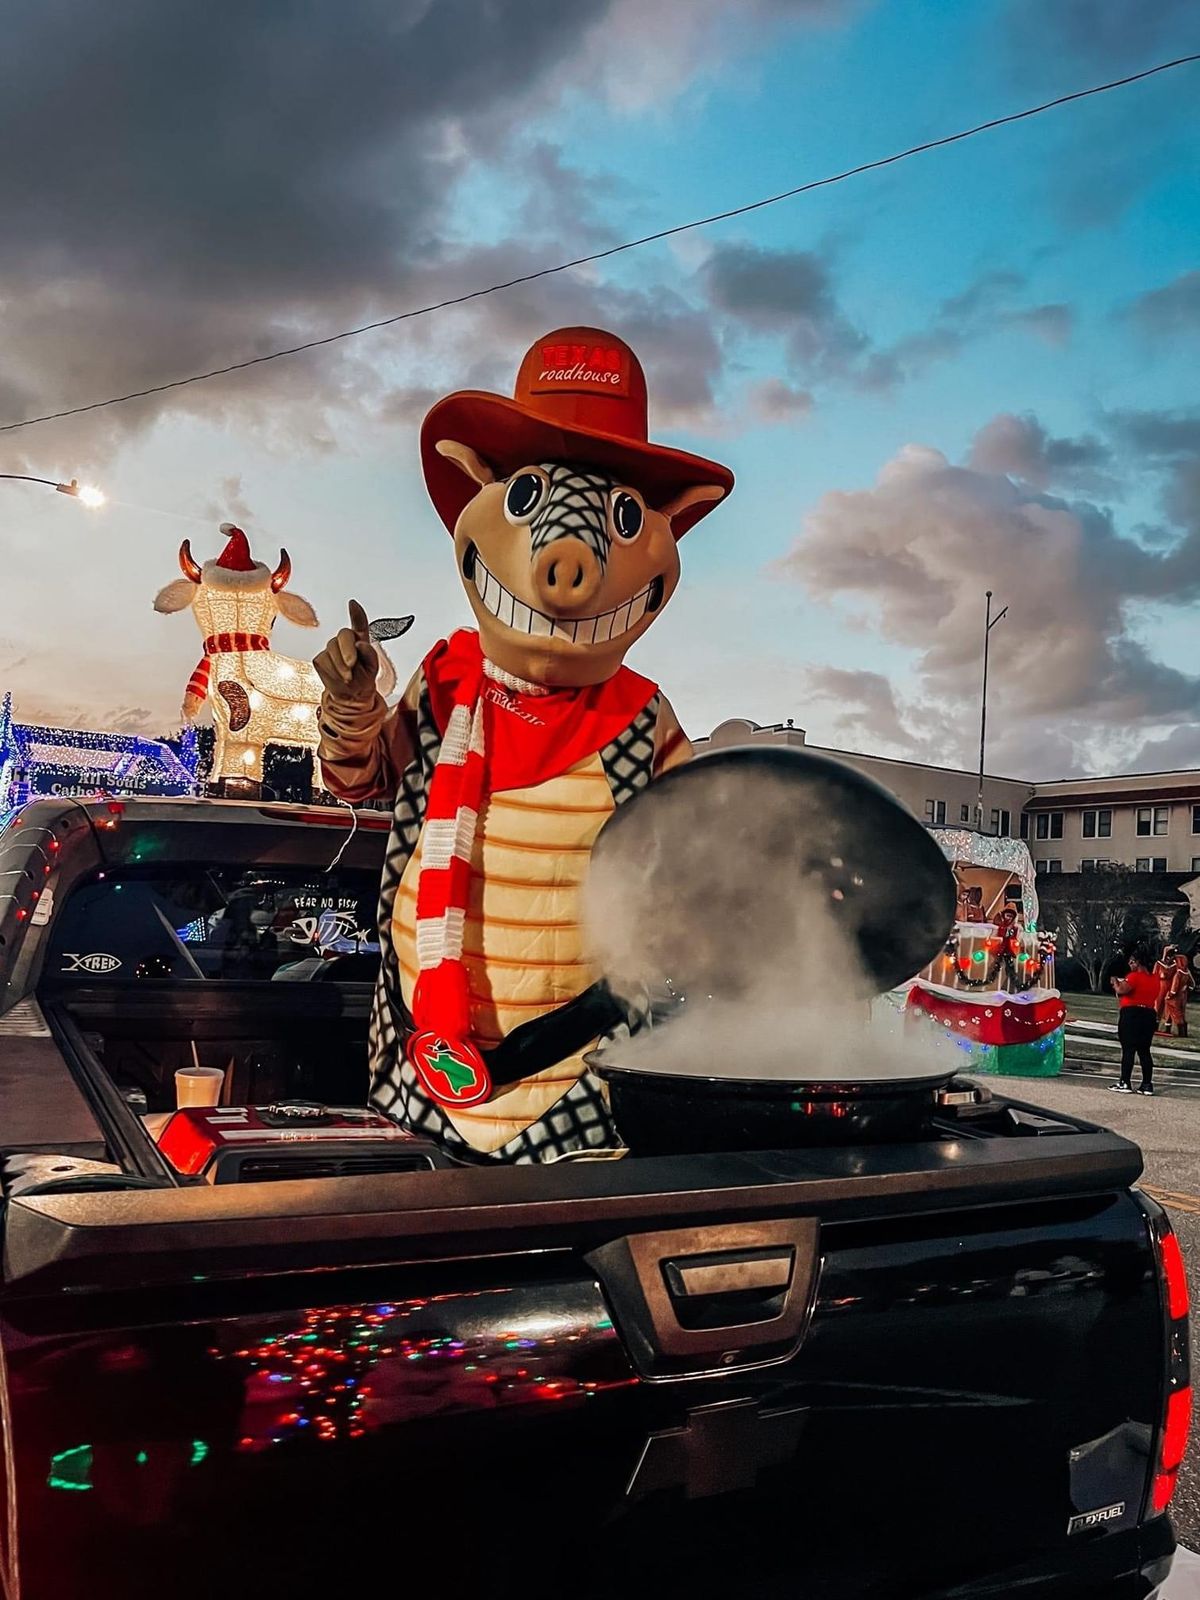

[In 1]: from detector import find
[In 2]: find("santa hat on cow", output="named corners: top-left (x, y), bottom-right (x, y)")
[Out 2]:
top-left (196, 523), bottom-right (287, 590)
top-left (420, 326), bottom-right (734, 540)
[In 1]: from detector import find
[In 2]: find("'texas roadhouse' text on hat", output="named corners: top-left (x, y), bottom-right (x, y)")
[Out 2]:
top-left (528, 340), bottom-right (632, 397)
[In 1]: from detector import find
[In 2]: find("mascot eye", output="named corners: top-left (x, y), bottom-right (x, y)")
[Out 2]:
top-left (504, 471), bottom-right (548, 523)
top-left (611, 490), bottom-right (644, 541)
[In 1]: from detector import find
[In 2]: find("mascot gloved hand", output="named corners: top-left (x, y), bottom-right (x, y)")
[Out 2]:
top-left (316, 327), bottom-right (733, 1163)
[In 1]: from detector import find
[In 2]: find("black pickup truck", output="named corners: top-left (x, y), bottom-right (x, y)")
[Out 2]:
top-left (0, 795), bottom-right (1190, 1599)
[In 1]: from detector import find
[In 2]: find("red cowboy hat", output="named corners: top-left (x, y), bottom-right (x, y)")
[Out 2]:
top-left (420, 325), bottom-right (734, 540)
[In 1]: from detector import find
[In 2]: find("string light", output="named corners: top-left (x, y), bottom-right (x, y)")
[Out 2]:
top-left (0, 693), bottom-right (197, 806)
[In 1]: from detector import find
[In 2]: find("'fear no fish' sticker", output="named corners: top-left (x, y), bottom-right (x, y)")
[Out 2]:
top-left (407, 1032), bottom-right (492, 1108)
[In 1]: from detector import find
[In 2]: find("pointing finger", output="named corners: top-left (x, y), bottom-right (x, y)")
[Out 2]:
top-left (348, 598), bottom-right (370, 637)
top-left (335, 627), bottom-right (359, 671)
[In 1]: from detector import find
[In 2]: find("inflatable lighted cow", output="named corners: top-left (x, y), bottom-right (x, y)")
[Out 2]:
top-left (154, 523), bottom-right (395, 790)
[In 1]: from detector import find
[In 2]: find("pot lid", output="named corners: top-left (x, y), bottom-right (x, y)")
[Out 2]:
top-left (585, 744), bottom-right (956, 1003)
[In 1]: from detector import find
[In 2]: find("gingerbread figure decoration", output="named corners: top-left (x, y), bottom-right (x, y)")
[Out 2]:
top-left (315, 327), bottom-right (733, 1161)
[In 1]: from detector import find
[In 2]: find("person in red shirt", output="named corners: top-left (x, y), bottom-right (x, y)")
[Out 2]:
top-left (1110, 951), bottom-right (1159, 1094)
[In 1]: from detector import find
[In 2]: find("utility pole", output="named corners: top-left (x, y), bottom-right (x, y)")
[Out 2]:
top-left (975, 590), bottom-right (1008, 831)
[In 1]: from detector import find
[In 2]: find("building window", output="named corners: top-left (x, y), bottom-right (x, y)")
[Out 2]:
top-left (1035, 812), bottom-right (1063, 840)
top-left (1035, 859), bottom-right (1062, 875)
top-left (1082, 808), bottom-right (1112, 839)
top-left (1081, 859), bottom-right (1096, 872)
top-left (960, 803), bottom-right (970, 823)
top-left (1193, 804), bottom-right (1200, 835)
top-left (988, 808), bottom-right (1011, 837)
top-left (1020, 812), bottom-right (1030, 839)
top-left (1136, 857), bottom-right (1169, 873)
top-left (1137, 806), bottom-right (1169, 837)
top-left (924, 799), bottom-right (946, 825)
top-left (1192, 857), bottom-right (1200, 873)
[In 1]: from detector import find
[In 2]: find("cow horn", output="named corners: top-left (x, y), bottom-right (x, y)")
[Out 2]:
top-left (179, 540), bottom-right (202, 583)
top-left (271, 548), bottom-right (292, 593)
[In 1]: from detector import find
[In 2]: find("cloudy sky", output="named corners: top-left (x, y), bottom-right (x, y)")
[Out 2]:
top-left (0, 0), bottom-right (1196, 780)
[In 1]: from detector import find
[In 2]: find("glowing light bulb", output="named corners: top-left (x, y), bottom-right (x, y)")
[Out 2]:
top-left (248, 690), bottom-right (264, 711)
top-left (278, 663), bottom-right (295, 680)
top-left (290, 703), bottom-right (309, 723)
top-left (240, 749), bottom-right (255, 767)
top-left (78, 485), bottom-right (105, 509)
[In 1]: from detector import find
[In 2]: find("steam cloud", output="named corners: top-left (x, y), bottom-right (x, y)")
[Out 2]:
top-left (582, 758), bottom-right (959, 1085)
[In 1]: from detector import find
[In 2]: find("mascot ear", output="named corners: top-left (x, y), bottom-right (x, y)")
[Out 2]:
top-left (435, 439), bottom-right (495, 488)
top-left (659, 484), bottom-right (726, 529)
top-left (154, 578), bottom-right (198, 614)
top-left (275, 590), bottom-right (319, 628)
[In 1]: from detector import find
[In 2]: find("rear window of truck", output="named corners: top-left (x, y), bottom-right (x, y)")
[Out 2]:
top-left (46, 865), bottom-right (381, 983)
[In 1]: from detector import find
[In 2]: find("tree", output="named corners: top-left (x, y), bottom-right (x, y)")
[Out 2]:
top-left (1038, 867), bottom-right (1157, 993)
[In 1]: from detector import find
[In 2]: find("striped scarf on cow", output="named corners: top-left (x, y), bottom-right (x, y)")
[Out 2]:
top-left (404, 655), bottom-right (551, 1110)
top-left (184, 633), bottom-right (272, 717)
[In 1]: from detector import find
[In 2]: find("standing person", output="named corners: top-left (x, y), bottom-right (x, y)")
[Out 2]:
top-left (1153, 947), bottom-right (1175, 1033)
top-left (1110, 951), bottom-right (1159, 1095)
top-left (1163, 953), bottom-right (1196, 1039)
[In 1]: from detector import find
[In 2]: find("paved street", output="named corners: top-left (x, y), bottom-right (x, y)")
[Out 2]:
top-left (1004, 1071), bottom-right (1200, 1555)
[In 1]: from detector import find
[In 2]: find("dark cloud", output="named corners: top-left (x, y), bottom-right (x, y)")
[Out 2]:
top-left (865, 273), bottom-right (1074, 392)
top-left (0, 0), bottom-right (862, 466)
top-left (778, 414), bottom-right (1200, 773)
top-left (201, 475), bottom-right (256, 528)
top-left (968, 413), bottom-right (1114, 492)
top-left (999, 2), bottom-right (1198, 230)
top-left (1122, 271), bottom-right (1200, 340)
top-left (802, 666), bottom-right (953, 761)
top-left (701, 251), bottom-right (1072, 395)
top-left (1003, 0), bottom-right (1198, 71)
top-left (700, 243), bottom-right (869, 381)
top-left (1110, 409), bottom-right (1200, 460)
top-left (1108, 408), bottom-right (1200, 547)
top-left (749, 377), bottom-right (815, 423)
top-left (1007, 304), bottom-right (1073, 347)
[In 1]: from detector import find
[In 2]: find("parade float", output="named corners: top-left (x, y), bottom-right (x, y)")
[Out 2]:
top-left (153, 522), bottom-right (401, 795)
top-left (903, 826), bottom-right (1064, 1077)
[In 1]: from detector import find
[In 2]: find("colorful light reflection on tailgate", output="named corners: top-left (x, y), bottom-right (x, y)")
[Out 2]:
top-left (218, 1289), bottom-right (634, 1453)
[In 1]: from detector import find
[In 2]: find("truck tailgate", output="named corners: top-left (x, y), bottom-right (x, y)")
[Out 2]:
top-left (2, 1121), bottom-right (1171, 1599)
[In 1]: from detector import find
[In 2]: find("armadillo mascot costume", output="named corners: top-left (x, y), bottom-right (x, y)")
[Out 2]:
top-left (316, 328), bottom-right (733, 1162)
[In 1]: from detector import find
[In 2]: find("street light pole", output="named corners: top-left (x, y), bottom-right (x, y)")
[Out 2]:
top-left (0, 473), bottom-right (105, 506)
top-left (975, 590), bottom-right (1008, 831)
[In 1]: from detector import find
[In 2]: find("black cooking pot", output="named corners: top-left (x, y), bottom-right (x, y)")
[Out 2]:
top-left (583, 744), bottom-right (959, 1154)
top-left (592, 1057), bottom-right (958, 1154)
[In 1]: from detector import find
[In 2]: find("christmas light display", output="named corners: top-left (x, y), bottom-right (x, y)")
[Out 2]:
top-left (0, 691), bottom-right (197, 815)
top-left (154, 523), bottom-right (397, 791)
top-left (905, 826), bottom-right (1064, 1077)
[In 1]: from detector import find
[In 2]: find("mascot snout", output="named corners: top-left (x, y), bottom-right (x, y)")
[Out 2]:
top-left (531, 538), bottom-right (603, 612)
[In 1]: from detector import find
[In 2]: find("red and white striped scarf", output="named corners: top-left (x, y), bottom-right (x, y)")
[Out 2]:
top-left (406, 656), bottom-right (550, 1109)
top-left (183, 633), bottom-right (272, 717)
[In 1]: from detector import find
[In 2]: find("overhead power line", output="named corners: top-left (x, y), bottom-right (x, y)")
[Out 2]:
top-left (3, 50), bottom-right (1197, 437)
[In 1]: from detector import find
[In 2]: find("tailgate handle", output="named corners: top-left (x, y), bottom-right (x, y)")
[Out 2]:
top-left (665, 1250), bottom-right (794, 1298)
top-left (586, 1219), bottom-right (821, 1381)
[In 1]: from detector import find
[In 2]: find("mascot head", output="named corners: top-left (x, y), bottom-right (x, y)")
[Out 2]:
top-left (420, 326), bottom-right (733, 687)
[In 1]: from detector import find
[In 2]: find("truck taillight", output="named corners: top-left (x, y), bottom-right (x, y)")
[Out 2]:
top-left (1149, 1210), bottom-right (1191, 1517)
top-left (1161, 1231), bottom-right (1189, 1320)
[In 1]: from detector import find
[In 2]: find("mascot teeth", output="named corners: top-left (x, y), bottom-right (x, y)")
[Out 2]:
top-left (471, 550), bottom-right (655, 645)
